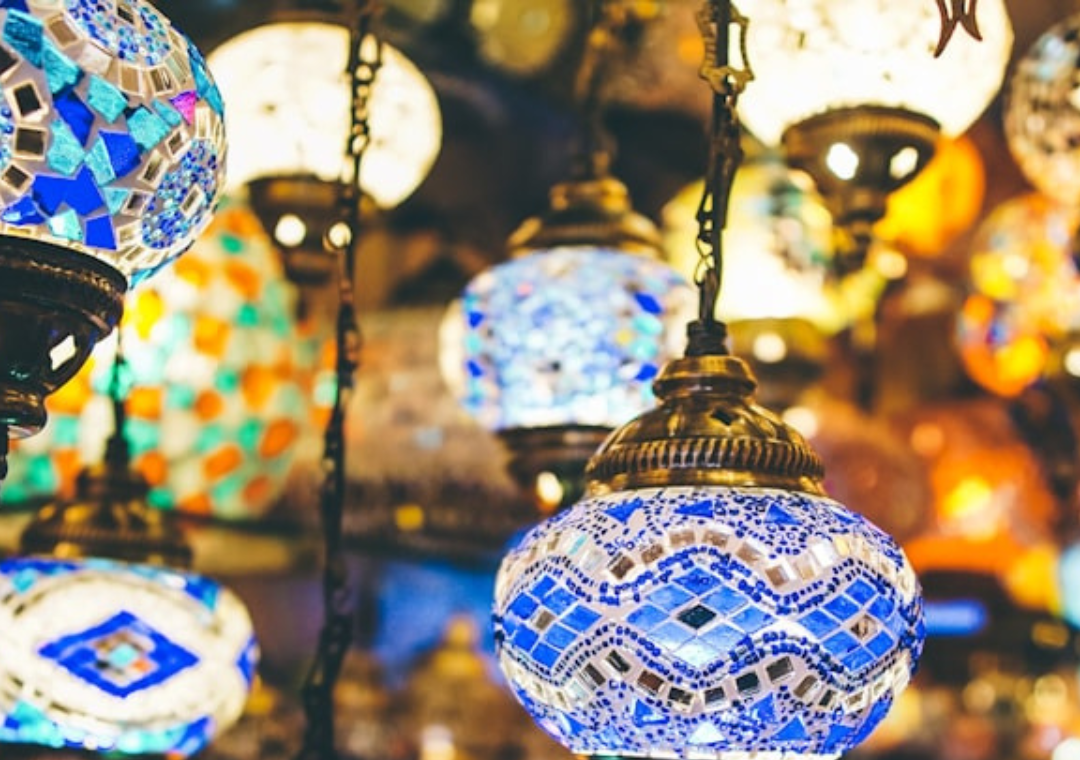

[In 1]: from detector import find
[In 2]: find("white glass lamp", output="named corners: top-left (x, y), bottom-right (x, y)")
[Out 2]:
top-left (737, 0), bottom-right (1013, 270)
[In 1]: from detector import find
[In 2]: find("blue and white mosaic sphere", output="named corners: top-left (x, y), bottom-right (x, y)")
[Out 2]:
top-left (440, 247), bottom-right (696, 431)
top-left (0, 0), bottom-right (226, 286)
top-left (0, 557), bottom-right (257, 756)
top-left (493, 486), bottom-right (925, 759)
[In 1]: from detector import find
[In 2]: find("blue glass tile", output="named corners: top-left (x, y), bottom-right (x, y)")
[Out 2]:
top-left (776, 719), bottom-right (808, 741)
top-left (627, 605), bottom-right (667, 632)
top-left (188, 41), bottom-right (223, 115)
top-left (2, 196), bottom-right (44, 225)
top-left (54, 89), bottom-right (94, 145)
top-left (563, 605), bottom-right (601, 632)
top-left (866, 631), bottom-right (896, 658)
top-left (842, 647), bottom-right (875, 671)
top-left (825, 724), bottom-right (854, 751)
top-left (676, 499), bottom-right (715, 519)
top-left (678, 604), bottom-right (718, 630)
top-left (155, 99), bottom-right (184, 128)
top-left (799, 610), bottom-right (840, 638)
top-left (730, 606), bottom-right (773, 634)
top-left (688, 721), bottom-right (724, 745)
top-left (869, 595), bottom-right (896, 620)
top-left (511, 626), bottom-right (538, 652)
top-left (47, 208), bottom-right (81, 241)
top-left (543, 624), bottom-right (576, 651)
top-left (674, 638), bottom-right (721, 668)
top-left (766, 504), bottom-right (801, 526)
top-left (822, 631), bottom-right (860, 657)
top-left (700, 624), bottom-right (743, 651)
top-left (632, 699), bottom-right (668, 727)
top-left (87, 76), bottom-right (127, 122)
top-left (648, 585), bottom-right (694, 612)
top-left (38, 611), bottom-right (198, 698)
top-left (674, 568), bottom-right (721, 596)
top-left (507, 593), bottom-right (539, 620)
top-left (531, 643), bottom-right (560, 668)
top-left (0, 1), bottom-right (29, 11)
top-left (84, 215), bottom-right (116, 251)
top-left (47, 119), bottom-right (85, 176)
top-left (530, 576), bottom-right (556, 599)
top-left (605, 498), bottom-right (644, 524)
top-left (634, 292), bottom-right (662, 315)
top-left (702, 587), bottom-right (749, 615)
top-left (85, 137), bottom-right (115, 185)
top-left (128, 106), bottom-right (170, 151)
top-left (542, 587), bottom-right (575, 615)
top-left (67, 166), bottom-right (104, 214)
top-left (651, 622), bottom-right (694, 652)
top-left (3, 11), bottom-right (41, 66)
top-left (634, 364), bottom-right (658, 382)
top-left (824, 595), bottom-right (860, 621)
top-left (42, 38), bottom-right (80, 94)
top-left (846, 579), bottom-right (877, 605)
top-left (104, 187), bottom-right (130, 215)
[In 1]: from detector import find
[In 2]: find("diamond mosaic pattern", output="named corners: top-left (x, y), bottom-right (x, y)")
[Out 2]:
top-left (0, 1), bottom-right (226, 285)
top-left (0, 557), bottom-right (257, 757)
top-left (494, 486), bottom-right (924, 758)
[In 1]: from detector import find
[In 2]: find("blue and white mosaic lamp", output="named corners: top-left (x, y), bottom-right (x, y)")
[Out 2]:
top-left (0, 557), bottom-right (256, 756)
top-left (492, 355), bottom-right (925, 758)
top-left (0, 0), bottom-right (226, 451)
top-left (492, 1), bottom-right (925, 755)
top-left (440, 175), bottom-right (696, 508)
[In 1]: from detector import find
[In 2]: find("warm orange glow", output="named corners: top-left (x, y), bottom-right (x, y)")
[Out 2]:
top-left (958, 294), bottom-right (1049, 398)
top-left (193, 316), bottom-right (230, 357)
top-left (194, 390), bottom-right (224, 421)
top-left (204, 445), bottom-right (243, 480)
top-left (136, 451), bottom-right (168, 487)
top-left (241, 366), bottom-right (276, 410)
top-left (877, 136), bottom-right (986, 257)
top-left (259, 420), bottom-right (298, 458)
top-left (223, 259), bottom-right (262, 300)
top-left (127, 387), bottom-right (163, 420)
top-left (243, 475), bottom-right (272, 508)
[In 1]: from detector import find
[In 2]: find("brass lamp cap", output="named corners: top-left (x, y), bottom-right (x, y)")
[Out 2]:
top-left (20, 463), bottom-right (193, 569)
top-left (508, 175), bottom-right (663, 256)
top-left (586, 354), bottom-right (826, 495)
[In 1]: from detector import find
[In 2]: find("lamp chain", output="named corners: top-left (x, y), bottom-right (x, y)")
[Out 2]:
top-left (294, 3), bottom-right (380, 760)
top-left (573, 0), bottom-right (660, 179)
top-left (688, 0), bottom-right (751, 357)
top-left (934, 0), bottom-right (981, 57)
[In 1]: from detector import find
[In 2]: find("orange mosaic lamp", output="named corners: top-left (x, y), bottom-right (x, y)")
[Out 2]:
top-left (3, 197), bottom-right (310, 521)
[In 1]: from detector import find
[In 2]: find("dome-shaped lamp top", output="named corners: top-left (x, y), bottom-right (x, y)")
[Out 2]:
top-left (493, 354), bottom-right (925, 758)
top-left (207, 20), bottom-right (442, 210)
top-left (0, 0), bottom-right (227, 286)
top-left (0, 555), bottom-right (257, 756)
top-left (1006, 13), bottom-right (1080, 207)
top-left (738, 0), bottom-right (1013, 146)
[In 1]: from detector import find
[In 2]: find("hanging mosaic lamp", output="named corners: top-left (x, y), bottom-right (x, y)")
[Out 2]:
top-left (492, 2), bottom-right (924, 756)
top-left (737, 0), bottom-right (1012, 273)
top-left (2, 197), bottom-right (311, 521)
top-left (0, 0), bottom-right (226, 469)
top-left (207, 18), bottom-right (441, 287)
top-left (0, 367), bottom-right (257, 757)
top-left (440, 4), bottom-right (696, 509)
top-left (1005, 13), bottom-right (1080, 209)
top-left (957, 194), bottom-right (1080, 398)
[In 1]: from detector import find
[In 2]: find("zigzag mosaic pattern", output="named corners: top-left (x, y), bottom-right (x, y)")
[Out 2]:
top-left (494, 486), bottom-right (924, 759)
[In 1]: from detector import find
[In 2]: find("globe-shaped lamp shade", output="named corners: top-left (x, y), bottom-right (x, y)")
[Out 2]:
top-left (959, 194), bottom-right (1080, 396)
top-left (207, 21), bottom-right (441, 211)
top-left (2, 197), bottom-right (310, 520)
top-left (738, 0), bottom-right (1013, 146)
top-left (0, 0), bottom-right (227, 438)
top-left (439, 248), bottom-right (696, 432)
top-left (493, 486), bottom-right (924, 757)
top-left (0, 557), bottom-right (257, 756)
top-left (1005, 14), bottom-right (1080, 207)
top-left (661, 158), bottom-right (887, 335)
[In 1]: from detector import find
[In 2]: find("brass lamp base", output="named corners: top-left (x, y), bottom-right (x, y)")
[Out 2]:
top-left (500, 425), bottom-right (612, 513)
top-left (20, 460), bottom-right (193, 568)
top-left (0, 239), bottom-right (125, 437)
top-left (783, 106), bottom-right (940, 275)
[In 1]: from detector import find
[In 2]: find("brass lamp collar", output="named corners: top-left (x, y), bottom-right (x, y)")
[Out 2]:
top-left (508, 174), bottom-right (663, 257)
top-left (20, 460), bottom-right (193, 569)
top-left (586, 351), bottom-right (826, 496)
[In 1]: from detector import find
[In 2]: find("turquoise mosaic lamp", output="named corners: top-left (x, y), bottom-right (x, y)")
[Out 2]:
top-left (492, 1), bottom-right (925, 756)
top-left (0, 0), bottom-right (226, 477)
